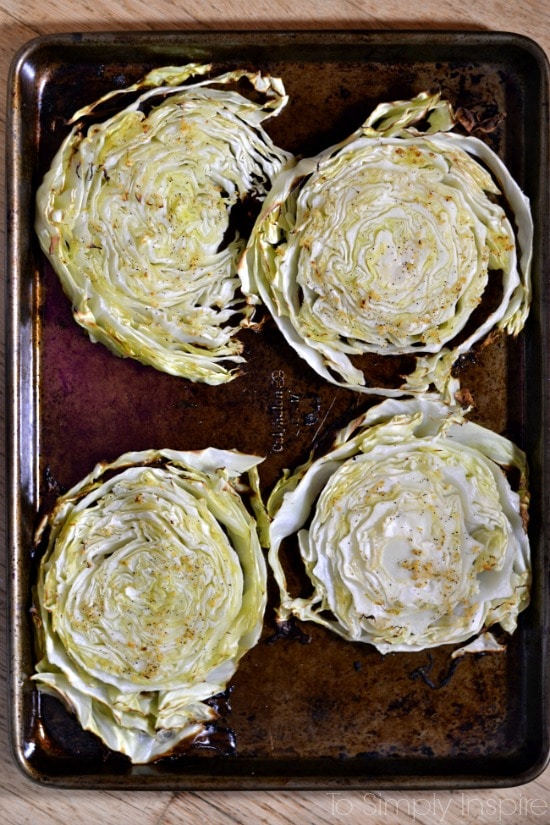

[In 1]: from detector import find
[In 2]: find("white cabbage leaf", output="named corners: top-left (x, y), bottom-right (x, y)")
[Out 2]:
top-left (239, 90), bottom-right (533, 400)
top-left (32, 448), bottom-right (267, 763)
top-left (36, 64), bottom-right (293, 384)
top-left (267, 397), bottom-right (530, 653)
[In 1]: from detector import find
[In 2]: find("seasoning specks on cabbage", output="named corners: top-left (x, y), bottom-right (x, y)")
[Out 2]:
top-left (267, 397), bottom-right (530, 653)
top-left (32, 448), bottom-right (267, 763)
top-left (35, 64), bottom-right (293, 384)
top-left (239, 90), bottom-right (533, 400)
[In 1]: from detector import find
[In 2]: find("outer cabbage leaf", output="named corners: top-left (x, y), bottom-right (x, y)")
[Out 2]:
top-left (36, 65), bottom-right (293, 384)
top-left (32, 448), bottom-right (267, 763)
top-left (240, 91), bottom-right (533, 400)
top-left (267, 397), bottom-right (530, 653)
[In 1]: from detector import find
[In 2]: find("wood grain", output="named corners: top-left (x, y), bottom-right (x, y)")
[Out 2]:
top-left (1, 2), bottom-right (549, 823)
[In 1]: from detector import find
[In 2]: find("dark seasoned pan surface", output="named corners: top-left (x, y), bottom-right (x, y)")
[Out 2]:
top-left (6, 30), bottom-right (550, 789)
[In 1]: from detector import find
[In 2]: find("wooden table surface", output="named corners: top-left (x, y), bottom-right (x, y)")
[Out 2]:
top-left (1, 1), bottom-right (549, 823)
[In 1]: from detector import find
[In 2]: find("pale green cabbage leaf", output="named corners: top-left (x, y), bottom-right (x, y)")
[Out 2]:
top-left (240, 91), bottom-right (533, 400)
top-left (32, 448), bottom-right (267, 763)
top-left (36, 65), bottom-right (293, 384)
top-left (267, 397), bottom-right (530, 653)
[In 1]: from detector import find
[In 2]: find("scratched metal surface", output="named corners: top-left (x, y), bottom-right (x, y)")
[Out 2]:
top-left (6, 30), bottom-right (550, 789)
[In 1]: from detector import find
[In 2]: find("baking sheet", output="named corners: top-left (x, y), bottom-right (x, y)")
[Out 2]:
top-left (6, 29), bottom-right (550, 789)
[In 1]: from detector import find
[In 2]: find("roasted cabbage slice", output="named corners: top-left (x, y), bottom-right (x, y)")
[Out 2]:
top-left (32, 448), bottom-right (267, 763)
top-left (267, 397), bottom-right (530, 653)
top-left (240, 91), bottom-right (533, 400)
top-left (36, 64), bottom-right (293, 384)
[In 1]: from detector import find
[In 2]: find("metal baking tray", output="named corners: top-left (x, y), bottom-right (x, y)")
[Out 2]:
top-left (6, 29), bottom-right (550, 790)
